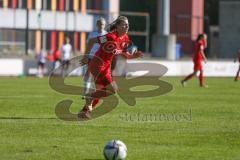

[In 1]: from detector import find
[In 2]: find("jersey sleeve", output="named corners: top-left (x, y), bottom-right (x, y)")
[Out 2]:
top-left (97, 33), bottom-right (113, 44)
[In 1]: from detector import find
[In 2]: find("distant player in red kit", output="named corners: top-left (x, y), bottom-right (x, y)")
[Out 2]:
top-left (234, 49), bottom-right (240, 81)
top-left (79, 16), bottom-right (143, 117)
top-left (181, 34), bottom-right (208, 87)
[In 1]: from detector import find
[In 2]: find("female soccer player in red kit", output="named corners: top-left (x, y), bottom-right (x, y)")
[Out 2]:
top-left (79, 16), bottom-right (143, 117)
top-left (181, 34), bottom-right (208, 87)
top-left (234, 49), bottom-right (240, 81)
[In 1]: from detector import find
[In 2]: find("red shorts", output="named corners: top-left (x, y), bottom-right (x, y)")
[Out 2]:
top-left (89, 61), bottom-right (112, 87)
top-left (91, 68), bottom-right (112, 87)
top-left (194, 61), bottom-right (202, 71)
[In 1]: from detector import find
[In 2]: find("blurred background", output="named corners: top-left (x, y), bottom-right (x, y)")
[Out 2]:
top-left (0, 0), bottom-right (239, 77)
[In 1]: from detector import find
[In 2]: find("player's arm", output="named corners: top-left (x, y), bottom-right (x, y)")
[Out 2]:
top-left (200, 45), bottom-right (207, 63)
top-left (120, 40), bottom-right (144, 59)
top-left (121, 50), bottom-right (144, 59)
top-left (85, 37), bottom-right (98, 55)
top-left (80, 37), bottom-right (98, 66)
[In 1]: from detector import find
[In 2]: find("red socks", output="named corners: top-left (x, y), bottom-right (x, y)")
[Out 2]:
top-left (199, 71), bottom-right (204, 86)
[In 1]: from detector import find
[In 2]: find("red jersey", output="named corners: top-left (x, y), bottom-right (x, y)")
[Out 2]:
top-left (53, 50), bottom-right (61, 61)
top-left (89, 31), bottom-right (129, 86)
top-left (47, 53), bottom-right (54, 62)
top-left (193, 39), bottom-right (205, 62)
top-left (93, 32), bottom-right (129, 65)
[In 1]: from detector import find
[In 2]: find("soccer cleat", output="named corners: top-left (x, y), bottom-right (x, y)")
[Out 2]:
top-left (181, 80), bottom-right (186, 87)
top-left (78, 107), bottom-right (91, 119)
top-left (85, 104), bottom-right (92, 112)
top-left (78, 110), bottom-right (91, 119)
top-left (78, 104), bottom-right (93, 119)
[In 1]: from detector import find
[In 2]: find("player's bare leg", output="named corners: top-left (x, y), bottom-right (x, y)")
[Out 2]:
top-left (91, 84), bottom-right (104, 109)
top-left (78, 82), bottom-right (118, 118)
top-left (181, 70), bottom-right (197, 87)
top-left (83, 67), bottom-right (94, 99)
top-left (61, 61), bottom-right (69, 78)
top-left (234, 67), bottom-right (240, 81)
top-left (78, 96), bottom-right (93, 119)
top-left (199, 70), bottom-right (208, 87)
top-left (90, 82), bottom-right (117, 99)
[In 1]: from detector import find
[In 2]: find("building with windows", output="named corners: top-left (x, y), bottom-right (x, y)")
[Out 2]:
top-left (120, 0), bottom-right (205, 56)
top-left (0, 0), bottom-right (205, 57)
top-left (0, 0), bottom-right (119, 56)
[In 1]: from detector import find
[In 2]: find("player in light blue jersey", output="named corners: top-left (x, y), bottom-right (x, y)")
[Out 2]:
top-left (83, 17), bottom-right (108, 99)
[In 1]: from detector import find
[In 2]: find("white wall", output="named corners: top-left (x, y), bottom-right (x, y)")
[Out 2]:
top-left (127, 60), bottom-right (239, 77)
top-left (0, 59), bottom-right (23, 76)
top-left (0, 59), bottom-right (238, 77)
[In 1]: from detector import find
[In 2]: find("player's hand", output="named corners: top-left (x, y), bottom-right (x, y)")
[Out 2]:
top-left (133, 51), bottom-right (144, 58)
top-left (79, 56), bottom-right (89, 66)
top-left (204, 59), bottom-right (207, 64)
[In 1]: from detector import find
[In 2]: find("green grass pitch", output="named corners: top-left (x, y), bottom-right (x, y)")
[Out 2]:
top-left (0, 77), bottom-right (239, 160)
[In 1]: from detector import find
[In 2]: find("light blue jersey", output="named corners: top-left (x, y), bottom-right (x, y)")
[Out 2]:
top-left (87, 30), bottom-right (107, 59)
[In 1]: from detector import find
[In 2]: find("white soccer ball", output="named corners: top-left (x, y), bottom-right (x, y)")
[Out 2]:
top-left (103, 140), bottom-right (127, 160)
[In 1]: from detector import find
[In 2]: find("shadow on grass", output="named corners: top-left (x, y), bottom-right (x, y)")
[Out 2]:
top-left (0, 117), bottom-right (56, 120)
top-left (83, 159), bottom-right (103, 160)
